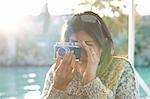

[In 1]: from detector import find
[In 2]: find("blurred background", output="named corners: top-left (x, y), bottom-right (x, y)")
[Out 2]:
top-left (0, 0), bottom-right (150, 99)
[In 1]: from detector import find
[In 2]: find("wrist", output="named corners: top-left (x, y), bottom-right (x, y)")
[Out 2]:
top-left (53, 83), bottom-right (66, 91)
top-left (83, 72), bottom-right (96, 84)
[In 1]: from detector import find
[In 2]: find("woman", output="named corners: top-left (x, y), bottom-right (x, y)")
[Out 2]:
top-left (41, 11), bottom-right (139, 99)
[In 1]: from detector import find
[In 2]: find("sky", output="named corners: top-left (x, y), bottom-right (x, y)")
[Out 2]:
top-left (0, 0), bottom-right (149, 16)
top-left (0, 0), bottom-right (150, 33)
top-left (135, 0), bottom-right (150, 16)
top-left (47, 0), bottom-right (150, 16)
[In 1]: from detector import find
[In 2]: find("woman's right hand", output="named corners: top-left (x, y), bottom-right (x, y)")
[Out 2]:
top-left (53, 52), bottom-right (76, 91)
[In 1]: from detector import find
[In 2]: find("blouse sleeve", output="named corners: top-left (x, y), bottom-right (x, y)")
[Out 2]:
top-left (41, 65), bottom-right (85, 99)
top-left (115, 63), bottom-right (139, 99)
top-left (84, 77), bottom-right (114, 99)
top-left (41, 65), bottom-right (66, 99)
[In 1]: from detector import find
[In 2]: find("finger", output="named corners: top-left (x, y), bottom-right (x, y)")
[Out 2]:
top-left (54, 56), bottom-right (61, 71)
top-left (56, 51), bottom-right (59, 58)
top-left (89, 47), bottom-right (100, 60)
top-left (71, 58), bottom-right (80, 72)
top-left (67, 54), bottom-right (75, 72)
top-left (71, 54), bottom-right (76, 68)
top-left (59, 52), bottom-right (73, 71)
top-left (71, 68), bottom-right (76, 75)
top-left (89, 48), bottom-right (96, 62)
top-left (88, 47), bottom-right (98, 61)
top-left (81, 41), bottom-right (91, 57)
top-left (61, 52), bottom-right (72, 67)
top-left (74, 62), bottom-right (83, 78)
top-left (62, 52), bottom-right (74, 73)
top-left (82, 41), bottom-right (96, 61)
top-left (89, 47), bottom-right (95, 56)
top-left (66, 51), bottom-right (74, 66)
top-left (88, 47), bottom-right (100, 66)
top-left (70, 65), bottom-right (76, 78)
top-left (55, 52), bottom-right (69, 72)
top-left (74, 61), bottom-right (81, 72)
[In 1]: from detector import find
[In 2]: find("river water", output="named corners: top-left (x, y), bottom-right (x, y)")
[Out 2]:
top-left (0, 66), bottom-right (149, 99)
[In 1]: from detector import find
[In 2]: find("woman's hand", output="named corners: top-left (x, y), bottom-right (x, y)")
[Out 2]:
top-left (53, 52), bottom-right (76, 91)
top-left (81, 41), bottom-right (101, 83)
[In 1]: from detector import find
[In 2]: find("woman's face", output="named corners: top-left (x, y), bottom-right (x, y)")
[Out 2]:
top-left (69, 31), bottom-right (101, 64)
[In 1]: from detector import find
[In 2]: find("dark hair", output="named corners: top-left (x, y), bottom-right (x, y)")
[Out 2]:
top-left (63, 11), bottom-right (114, 71)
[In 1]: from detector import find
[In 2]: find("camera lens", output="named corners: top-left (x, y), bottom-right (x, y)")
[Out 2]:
top-left (57, 47), bottom-right (69, 58)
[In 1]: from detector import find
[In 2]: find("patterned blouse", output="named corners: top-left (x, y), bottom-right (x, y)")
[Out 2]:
top-left (41, 57), bottom-right (139, 99)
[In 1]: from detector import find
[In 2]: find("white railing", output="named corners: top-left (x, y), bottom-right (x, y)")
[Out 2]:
top-left (128, 0), bottom-right (150, 97)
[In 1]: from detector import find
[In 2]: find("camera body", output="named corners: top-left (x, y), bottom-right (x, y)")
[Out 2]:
top-left (54, 42), bottom-right (81, 59)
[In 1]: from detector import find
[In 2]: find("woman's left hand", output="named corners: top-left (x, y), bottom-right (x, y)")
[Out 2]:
top-left (81, 41), bottom-right (101, 83)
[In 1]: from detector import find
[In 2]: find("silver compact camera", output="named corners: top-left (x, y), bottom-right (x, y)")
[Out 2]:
top-left (54, 42), bottom-right (81, 59)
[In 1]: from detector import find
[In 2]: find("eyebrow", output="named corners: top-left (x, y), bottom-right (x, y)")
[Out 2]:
top-left (70, 40), bottom-right (78, 42)
top-left (70, 40), bottom-right (94, 43)
top-left (85, 41), bottom-right (95, 43)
